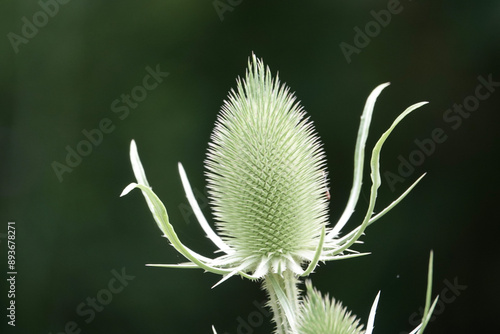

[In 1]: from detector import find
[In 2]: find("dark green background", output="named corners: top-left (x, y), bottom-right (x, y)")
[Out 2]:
top-left (1, 0), bottom-right (499, 333)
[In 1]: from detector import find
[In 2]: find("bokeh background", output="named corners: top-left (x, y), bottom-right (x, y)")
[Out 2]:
top-left (1, 0), bottom-right (499, 333)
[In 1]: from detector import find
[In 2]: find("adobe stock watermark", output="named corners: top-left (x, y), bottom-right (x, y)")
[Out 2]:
top-left (213, 0), bottom-right (244, 22)
top-left (399, 277), bottom-right (467, 334)
top-left (51, 64), bottom-right (169, 182)
top-left (7, 0), bottom-right (73, 54)
top-left (48, 267), bottom-right (135, 334)
top-left (339, 0), bottom-right (407, 64)
top-left (221, 299), bottom-right (271, 334)
top-left (384, 74), bottom-right (499, 192)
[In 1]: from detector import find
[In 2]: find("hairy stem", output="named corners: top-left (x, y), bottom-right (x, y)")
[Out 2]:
top-left (263, 270), bottom-right (300, 334)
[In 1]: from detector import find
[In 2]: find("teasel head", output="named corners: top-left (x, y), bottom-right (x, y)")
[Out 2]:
top-left (121, 53), bottom-right (428, 286)
top-left (297, 280), bottom-right (367, 334)
top-left (204, 55), bottom-right (329, 277)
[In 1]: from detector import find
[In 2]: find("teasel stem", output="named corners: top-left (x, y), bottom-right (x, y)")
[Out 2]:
top-left (263, 270), bottom-right (300, 334)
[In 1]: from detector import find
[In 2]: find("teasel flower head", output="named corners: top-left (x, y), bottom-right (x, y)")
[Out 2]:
top-left (297, 280), bottom-right (367, 334)
top-left (121, 53), bottom-right (428, 286)
top-left (204, 56), bottom-right (328, 277)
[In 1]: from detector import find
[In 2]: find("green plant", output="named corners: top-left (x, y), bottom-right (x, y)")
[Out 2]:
top-left (121, 54), bottom-right (438, 333)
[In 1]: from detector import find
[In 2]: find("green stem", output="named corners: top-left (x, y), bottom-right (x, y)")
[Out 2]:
top-left (263, 270), bottom-right (300, 334)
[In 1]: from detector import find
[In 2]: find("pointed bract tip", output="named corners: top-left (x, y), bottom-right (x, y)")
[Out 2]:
top-left (378, 82), bottom-right (391, 90)
top-left (120, 183), bottom-right (138, 197)
top-left (366, 291), bottom-right (381, 334)
top-left (178, 162), bottom-right (185, 174)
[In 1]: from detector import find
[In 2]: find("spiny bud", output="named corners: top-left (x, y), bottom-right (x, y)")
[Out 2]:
top-left (297, 281), bottom-right (365, 334)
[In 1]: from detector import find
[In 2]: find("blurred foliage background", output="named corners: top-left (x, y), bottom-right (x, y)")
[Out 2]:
top-left (1, 0), bottom-right (499, 333)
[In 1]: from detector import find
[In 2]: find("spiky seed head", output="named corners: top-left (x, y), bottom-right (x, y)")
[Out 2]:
top-left (205, 54), bottom-right (329, 272)
top-left (297, 281), bottom-right (365, 334)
